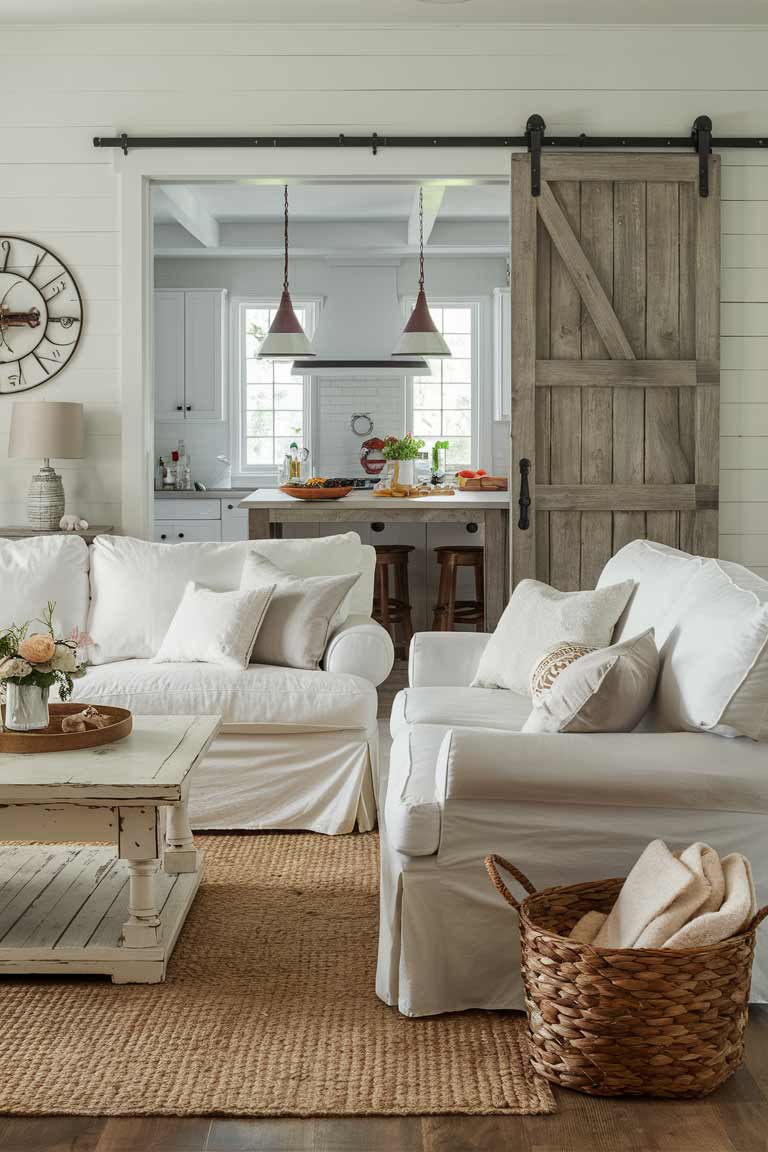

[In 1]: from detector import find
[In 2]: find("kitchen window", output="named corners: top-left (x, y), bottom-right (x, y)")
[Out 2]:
top-left (232, 298), bottom-right (319, 480)
top-left (405, 301), bottom-right (486, 473)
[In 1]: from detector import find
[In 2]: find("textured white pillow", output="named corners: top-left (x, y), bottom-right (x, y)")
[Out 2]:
top-left (522, 629), bottom-right (659, 734)
top-left (471, 578), bottom-right (635, 696)
top-left (152, 581), bottom-right (274, 670)
top-left (597, 539), bottom-right (705, 647)
top-left (88, 536), bottom-right (250, 664)
top-left (655, 559), bottom-right (768, 739)
top-left (0, 534), bottom-right (90, 637)
top-left (245, 532), bottom-right (375, 620)
top-left (240, 553), bottom-right (359, 670)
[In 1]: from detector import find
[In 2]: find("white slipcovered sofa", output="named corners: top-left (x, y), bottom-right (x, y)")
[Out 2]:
top-left (377, 540), bottom-right (768, 1016)
top-left (1, 531), bottom-right (393, 835)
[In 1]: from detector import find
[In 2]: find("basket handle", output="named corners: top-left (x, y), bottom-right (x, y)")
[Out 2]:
top-left (484, 855), bottom-right (537, 910)
top-left (748, 905), bottom-right (768, 933)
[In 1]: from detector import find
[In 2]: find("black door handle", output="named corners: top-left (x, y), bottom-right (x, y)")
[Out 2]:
top-left (518, 458), bottom-right (531, 530)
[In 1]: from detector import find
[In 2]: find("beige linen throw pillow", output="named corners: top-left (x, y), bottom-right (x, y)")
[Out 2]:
top-left (471, 578), bottom-right (635, 696)
top-left (522, 629), bottom-right (659, 734)
top-left (240, 553), bottom-right (359, 670)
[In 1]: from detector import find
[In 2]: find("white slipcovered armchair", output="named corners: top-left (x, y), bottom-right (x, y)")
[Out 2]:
top-left (377, 541), bottom-right (768, 1016)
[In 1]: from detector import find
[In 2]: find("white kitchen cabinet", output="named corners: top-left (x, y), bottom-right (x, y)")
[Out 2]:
top-left (154, 291), bottom-right (185, 420)
top-left (154, 520), bottom-right (222, 543)
top-left (493, 286), bottom-right (511, 421)
top-left (221, 498), bottom-right (249, 541)
top-left (154, 289), bottom-right (226, 422)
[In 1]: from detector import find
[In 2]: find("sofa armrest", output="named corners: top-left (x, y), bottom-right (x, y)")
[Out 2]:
top-left (323, 614), bottom-right (394, 687)
top-left (436, 727), bottom-right (768, 814)
top-left (408, 631), bottom-right (491, 688)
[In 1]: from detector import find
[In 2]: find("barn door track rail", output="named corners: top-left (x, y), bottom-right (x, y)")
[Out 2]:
top-left (94, 113), bottom-right (760, 197)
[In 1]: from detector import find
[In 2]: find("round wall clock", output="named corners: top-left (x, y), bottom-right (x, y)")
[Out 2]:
top-left (0, 235), bottom-right (83, 394)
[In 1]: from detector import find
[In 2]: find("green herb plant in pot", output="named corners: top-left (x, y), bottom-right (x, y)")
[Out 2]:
top-left (382, 434), bottom-right (425, 490)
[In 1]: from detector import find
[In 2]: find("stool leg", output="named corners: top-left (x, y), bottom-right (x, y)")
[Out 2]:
top-left (444, 556), bottom-right (458, 631)
top-left (394, 555), bottom-right (414, 653)
top-left (376, 561), bottom-right (391, 636)
top-left (432, 557), bottom-right (450, 630)
top-left (474, 556), bottom-right (485, 632)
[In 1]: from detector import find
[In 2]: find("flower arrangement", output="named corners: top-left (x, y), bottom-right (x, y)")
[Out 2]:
top-left (0, 603), bottom-right (89, 702)
top-left (382, 434), bottom-right (425, 462)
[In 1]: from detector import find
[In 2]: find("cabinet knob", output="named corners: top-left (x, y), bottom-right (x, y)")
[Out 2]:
top-left (371, 522), bottom-right (385, 533)
top-left (227, 504), bottom-right (234, 510)
top-left (466, 522), bottom-right (479, 534)
top-left (176, 405), bottom-right (183, 411)
top-left (178, 532), bottom-right (185, 539)
top-left (160, 533), bottom-right (167, 540)
top-left (186, 405), bottom-right (192, 411)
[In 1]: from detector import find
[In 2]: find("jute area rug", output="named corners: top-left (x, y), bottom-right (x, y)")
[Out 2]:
top-left (0, 833), bottom-right (554, 1117)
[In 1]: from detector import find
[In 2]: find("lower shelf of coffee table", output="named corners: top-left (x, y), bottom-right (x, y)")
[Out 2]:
top-left (0, 844), bottom-right (202, 984)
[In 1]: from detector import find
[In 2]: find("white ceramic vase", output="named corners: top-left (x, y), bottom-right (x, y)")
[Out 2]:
top-left (392, 459), bottom-right (416, 488)
top-left (4, 683), bottom-right (50, 732)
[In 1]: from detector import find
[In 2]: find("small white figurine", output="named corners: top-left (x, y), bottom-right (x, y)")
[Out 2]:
top-left (59, 514), bottom-right (89, 532)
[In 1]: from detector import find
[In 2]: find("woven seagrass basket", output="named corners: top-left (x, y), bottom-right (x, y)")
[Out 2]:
top-left (485, 855), bottom-right (768, 1099)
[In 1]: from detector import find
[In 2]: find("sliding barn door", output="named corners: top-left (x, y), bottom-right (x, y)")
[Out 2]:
top-left (510, 152), bottom-right (720, 590)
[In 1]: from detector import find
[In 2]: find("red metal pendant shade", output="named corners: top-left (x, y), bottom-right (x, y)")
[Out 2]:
top-left (258, 186), bottom-right (315, 360)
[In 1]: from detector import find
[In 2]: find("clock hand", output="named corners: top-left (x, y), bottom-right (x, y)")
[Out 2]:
top-left (0, 306), bottom-right (41, 330)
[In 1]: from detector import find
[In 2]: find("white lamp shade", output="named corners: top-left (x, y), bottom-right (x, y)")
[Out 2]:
top-left (8, 401), bottom-right (85, 460)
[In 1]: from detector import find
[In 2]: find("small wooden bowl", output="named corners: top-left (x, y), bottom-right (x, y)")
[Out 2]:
top-left (0, 703), bottom-right (132, 754)
top-left (279, 485), bottom-right (353, 501)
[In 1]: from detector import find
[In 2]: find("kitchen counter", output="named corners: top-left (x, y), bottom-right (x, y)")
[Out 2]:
top-left (240, 488), bottom-right (510, 628)
top-left (154, 488), bottom-right (254, 499)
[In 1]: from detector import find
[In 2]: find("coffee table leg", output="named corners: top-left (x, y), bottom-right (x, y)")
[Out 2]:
top-left (165, 788), bottom-right (200, 875)
top-left (119, 806), bottom-right (163, 948)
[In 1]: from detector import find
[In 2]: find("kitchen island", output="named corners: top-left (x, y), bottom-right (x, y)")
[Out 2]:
top-left (240, 489), bottom-right (509, 629)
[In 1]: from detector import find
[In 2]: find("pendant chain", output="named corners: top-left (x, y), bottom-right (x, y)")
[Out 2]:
top-left (283, 185), bottom-right (289, 293)
top-left (418, 186), bottom-right (424, 291)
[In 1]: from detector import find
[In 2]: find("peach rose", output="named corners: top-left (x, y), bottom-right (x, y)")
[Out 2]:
top-left (18, 633), bottom-right (56, 664)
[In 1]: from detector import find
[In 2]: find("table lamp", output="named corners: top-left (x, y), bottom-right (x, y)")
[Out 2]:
top-left (8, 401), bottom-right (85, 530)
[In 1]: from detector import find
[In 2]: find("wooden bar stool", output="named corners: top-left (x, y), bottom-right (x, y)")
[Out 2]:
top-left (373, 545), bottom-right (415, 658)
top-left (432, 546), bottom-right (485, 632)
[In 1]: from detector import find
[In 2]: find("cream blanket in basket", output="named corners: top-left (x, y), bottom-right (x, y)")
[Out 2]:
top-left (570, 840), bottom-right (756, 950)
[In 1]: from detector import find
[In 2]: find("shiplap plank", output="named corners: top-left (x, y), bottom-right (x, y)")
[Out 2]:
top-left (722, 404), bottom-right (768, 436)
top-left (720, 534), bottom-right (768, 566)
top-left (721, 371), bottom-right (768, 402)
top-left (722, 269), bottom-right (768, 304)
top-left (720, 502), bottom-right (768, 532)
top-left (723, 202), bottom-right (768, 235)
top-left (722, 338), bottom-right (768, 370)
top-left (721, 471), bottom-right (768, 502)
top-left (721, 438), bottom-right (768, 468)
top-left (723, 236), bottom-right (768, 269)
top-left (0, 198), bottom-right (116, 232)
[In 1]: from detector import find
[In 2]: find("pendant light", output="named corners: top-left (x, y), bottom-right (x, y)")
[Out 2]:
top-left (258, 185), bottom-right (315, 360)
top-left (393, 186), bottom-right (451, 358)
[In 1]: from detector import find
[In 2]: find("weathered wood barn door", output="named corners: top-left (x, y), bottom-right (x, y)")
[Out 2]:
top-left (509, 152), bottom-right (720, 590)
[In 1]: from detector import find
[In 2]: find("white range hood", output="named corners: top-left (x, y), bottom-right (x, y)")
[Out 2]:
top-left (291, 261), bottom-right (429, 378)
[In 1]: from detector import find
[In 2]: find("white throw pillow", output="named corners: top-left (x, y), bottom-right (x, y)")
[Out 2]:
top-left (597, 539), bottom-right (705, 647)
top-left (522, 629), bottom-right (659, 734)
top-left (0, 534), bottom-right (89, 637)
top-left (87, 536), bottom-right (250, 664)
top-left (471, 578), bottom-right (635, 696)
top-left (245, 532), bottom-right (374, 620)
top-left (151, 581), bottom-right (275, 670)
top-left (240, 553), bottom-right (360, 670)
top-left (655, 559), bottom-right (768, 739)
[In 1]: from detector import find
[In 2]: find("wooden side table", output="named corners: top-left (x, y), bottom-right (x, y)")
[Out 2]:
top-left (0, 526), bottom-right (113, 545)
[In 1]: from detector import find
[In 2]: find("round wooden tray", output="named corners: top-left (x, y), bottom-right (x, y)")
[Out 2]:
top-left (0, 704), bottom-right (132, 754)
top-left (279, 485), bottom-right (353, 501)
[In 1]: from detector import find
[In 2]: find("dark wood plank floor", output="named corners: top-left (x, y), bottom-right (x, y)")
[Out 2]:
top-left (0, 1011), bottom-right (765, 1152)
top-left (2, 665), bottom-right (765, 1151)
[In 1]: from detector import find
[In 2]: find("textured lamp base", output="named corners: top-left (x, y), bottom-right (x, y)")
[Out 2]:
top-left (28, 463), bottom-right (65, 530)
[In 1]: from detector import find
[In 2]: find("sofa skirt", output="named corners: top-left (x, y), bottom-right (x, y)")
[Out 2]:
top-left (188, 727), bottom-right (378, 835)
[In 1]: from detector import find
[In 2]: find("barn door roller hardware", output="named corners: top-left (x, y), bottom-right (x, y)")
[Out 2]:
top-left (93, 113), bottom-right (762, 198)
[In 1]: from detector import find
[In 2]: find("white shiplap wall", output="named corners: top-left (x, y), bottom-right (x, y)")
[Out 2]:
top-left (1, 22), bottom-right (768, 571)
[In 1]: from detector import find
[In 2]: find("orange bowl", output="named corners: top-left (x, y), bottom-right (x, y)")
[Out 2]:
top-left (279, 485), bottom-right (353, 501)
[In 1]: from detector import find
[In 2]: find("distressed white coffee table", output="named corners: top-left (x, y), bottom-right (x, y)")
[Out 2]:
top-left (0, 714), bottom-right (220, 984)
